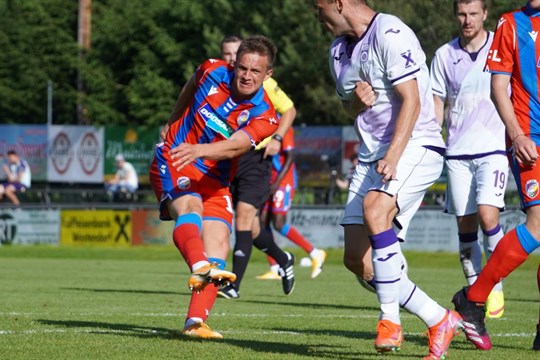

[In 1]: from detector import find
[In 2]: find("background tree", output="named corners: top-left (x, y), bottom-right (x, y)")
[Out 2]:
top-left (0, 0), bottom-right (521, 126)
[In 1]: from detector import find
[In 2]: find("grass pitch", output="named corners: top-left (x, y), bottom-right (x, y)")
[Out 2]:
top-left (0, 246), bottom-right (538, 359)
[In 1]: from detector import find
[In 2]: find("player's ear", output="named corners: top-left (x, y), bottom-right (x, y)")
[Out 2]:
top-left (264, 68), bottom-right (273, 81)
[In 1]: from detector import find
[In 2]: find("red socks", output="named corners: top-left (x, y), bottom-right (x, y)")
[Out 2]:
top-left (468, 229), bottom-right (529, 303)
top-left (173, 222), bottom-right (206, 269)
top-left (186, 284), bottom-right (219, 321)
top-left (284, 226), bottom-right (314, 253)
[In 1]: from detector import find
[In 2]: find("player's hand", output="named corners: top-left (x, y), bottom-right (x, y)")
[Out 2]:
top-left (376, 158), bottom-right (397, 183)
top-left (160, 123), bottom-right (170, 141)
top-left (512, 135), bottom-right (538, 166)
top-left (264, 138), bottom-right (281, 158)
top-left (352, 81), bottom-right (376, 113)
top-left (170, 143), bottom-right (202, 171)
top-left (269, 182), bottom-right (279, 195)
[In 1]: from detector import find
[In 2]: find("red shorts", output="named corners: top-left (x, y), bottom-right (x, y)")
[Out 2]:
top-left (149, 148), bottom-right (234, 227)
top-left (510, 148), bottom-right (540, 209)
top-left (263, 185), bottom-right (295, 214)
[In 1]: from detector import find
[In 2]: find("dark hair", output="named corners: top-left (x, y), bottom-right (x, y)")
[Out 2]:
top-left (221, 35), bottom-right (243, 50)
top-left (453, 0), bottom-right (487, 15)
top-left (236, 35), bottom-right (277, 69)
top-left (7, 149), bottom-right (17, 156)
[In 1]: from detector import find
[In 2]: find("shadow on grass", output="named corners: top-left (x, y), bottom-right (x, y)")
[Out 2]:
top-left (505, 297), bottom-right (539, 304)
top-left (61, 287), bottom-right (189, 296)
top-left (36, 319), bottom-right (179, 339)
top-left (238, 298), bottom-right (378, 311)
top-left (34, 319), bottom-right (417, 359)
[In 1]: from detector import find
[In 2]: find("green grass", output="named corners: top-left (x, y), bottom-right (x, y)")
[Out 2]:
top-left (0, 246), bottom-right (538, 359)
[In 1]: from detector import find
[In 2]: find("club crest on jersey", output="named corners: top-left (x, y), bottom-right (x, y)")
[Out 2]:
top-left (526, 179), bottom-right (539, 199)
top-left (360, 44), bottom-right (370, 63)
top-left (198, 103), bottom-right (234, 139)
top-left (177, 176), bottom-right (191, 190)
top-left (237, 110), bottom-right (250, 126)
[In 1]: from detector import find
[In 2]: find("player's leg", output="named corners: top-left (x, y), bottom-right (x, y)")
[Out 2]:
top-left (452, 208), bottom-right (539, 350)
top-left (391, 146), bottom-right (461, 359)
top-left (182, 191), bottom-right (236, 338)
top-left (456, 215), bottom-right (482, 284)
top-left (252, 216), bottom-right (295, 295)
top-left (446, 159), bottom-right (483, 285)
top-left (476, 154), bottom-right (508, 318)
top-left (229, 200), bottom-right (257, 292)
top-left (256, 205), bottom-right (281, 279)
top-left (271, 187), bottom-right (327, 278)
top-left (225, 151), bottom-right (271, 294)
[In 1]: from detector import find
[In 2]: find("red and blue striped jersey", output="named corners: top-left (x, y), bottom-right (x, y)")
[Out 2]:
top-left (165, 59), bottom-right (279, 185)
top-left (485, 4), bottom-right (540, 143)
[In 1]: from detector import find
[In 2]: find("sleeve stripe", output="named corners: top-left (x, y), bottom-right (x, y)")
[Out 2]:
top-left (390, 68), bottom-right (420, 84)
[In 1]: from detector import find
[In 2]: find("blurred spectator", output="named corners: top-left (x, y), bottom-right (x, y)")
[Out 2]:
top-left (0, 150), bottom-right (31, 206)
top-left (336, 155), bottom-right (358, 190)
top-left (105, 154), bottom-right (138, 199)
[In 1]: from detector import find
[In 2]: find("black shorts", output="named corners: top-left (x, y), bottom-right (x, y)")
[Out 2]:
top-left (230, 150), bottom-right (271, 209)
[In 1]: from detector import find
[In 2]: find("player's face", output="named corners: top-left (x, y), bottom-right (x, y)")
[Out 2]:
top-left (221, 41), bottom-right (241, 66)
top-left (231, 52), bottom-right (272, 100)
top-left (455, 1), bottom-right (487, 41)
top-left (314, 0), bottom-right (346, 37)
top-left (530, 0), bottom-right (540, 9)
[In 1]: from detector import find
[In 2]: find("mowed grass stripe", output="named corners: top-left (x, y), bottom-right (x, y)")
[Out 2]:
top-left (0, 246), bottom-right (538, 360)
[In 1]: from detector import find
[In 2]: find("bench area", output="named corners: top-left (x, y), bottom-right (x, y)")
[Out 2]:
top-left (3, 182), bottom-right (156, 206)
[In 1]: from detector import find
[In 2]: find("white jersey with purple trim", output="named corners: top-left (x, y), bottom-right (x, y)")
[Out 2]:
top-left (431, 31), bottom-right (506, 157)
top-left (329, 13), bottom-right (444, 162)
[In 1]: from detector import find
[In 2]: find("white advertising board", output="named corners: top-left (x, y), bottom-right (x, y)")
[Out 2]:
top-left (267, 208), bottom-right (527, 252)
top-left (47, 125), bottom-right (104, 183)
top-left (0, 209), bottom-right (60, 245)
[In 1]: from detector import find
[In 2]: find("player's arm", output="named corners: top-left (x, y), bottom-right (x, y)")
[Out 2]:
top-left (433, 95), bottom-right (445, 126)
top-left (160, 75), bottom-right (197, 140)
top-left (430, 50), bottom-right (447, 126)
top-left (378, 78), bottom-right (419, 182)
top-left (263, 79), bottom-right (296, 157)
top-left (270, 150), bottom-right (294, 194)
top-left (342, 81), bottom-right (377, 119)
top-left (264, 105), bottom-right (296, 157)
top-left (170, 130), bottom-right (253, 171)
top-left (491, 73), bottom-right (538, 165)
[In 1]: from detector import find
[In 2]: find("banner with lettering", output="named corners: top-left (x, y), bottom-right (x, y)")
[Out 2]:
top-left (60, 209), bottom-right (132, 246)
top-left (47, 125), bottom-right (104, 183)
top-left (104, 126), bottom-right (158, 184)
top-left (0, 125), bottom-right (48, 181)
top-left (0, 208), bottom-right (60, 245)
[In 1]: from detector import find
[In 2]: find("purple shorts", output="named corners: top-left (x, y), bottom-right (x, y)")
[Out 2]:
top-left (3, 182), bottom-right (27, 192)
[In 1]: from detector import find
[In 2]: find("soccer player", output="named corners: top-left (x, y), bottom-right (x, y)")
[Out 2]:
top-left (430, 0), bottom-right (508, 319)
top-left (150, 35), bottom-right (279, 339)
top-left (218, 35), bottom-right (297, 299)
top-left (452, 0), bottom-right (540, 351)
top-left (0, 149), bottom-right (31, 206)
top-left (314, 1), bottom-right (462, 359)
top-left (257, 127), bottom-right (327, 280)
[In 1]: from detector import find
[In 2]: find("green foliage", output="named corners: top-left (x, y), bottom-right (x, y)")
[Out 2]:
top-left (0, 0), bottom-right (528, 126)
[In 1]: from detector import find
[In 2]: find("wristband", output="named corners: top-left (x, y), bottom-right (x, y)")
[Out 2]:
top-left (512, 133), bottom-right (526, 143)
top-left (271, 134), bottom-right (283, 142)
